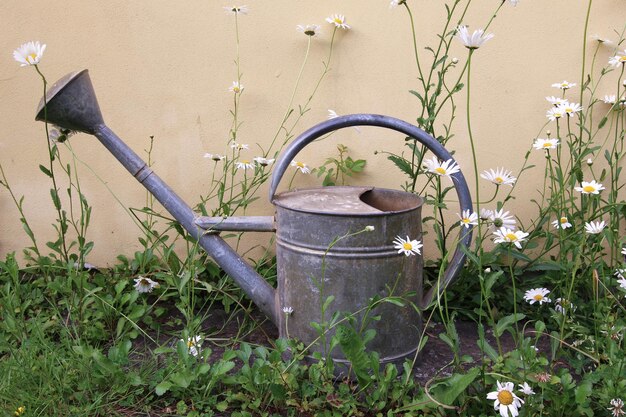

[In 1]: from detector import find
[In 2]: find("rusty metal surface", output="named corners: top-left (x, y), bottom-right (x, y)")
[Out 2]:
top-left (195, 216), bottom-right (276, 232)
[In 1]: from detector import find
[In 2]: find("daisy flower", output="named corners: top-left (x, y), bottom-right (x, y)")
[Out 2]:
top-left (480, 208), bottom-right (493, 221)
top-left (609, 50), bottom-right (626, 68)
top-left (507, 0), bottom-right (520, 5)
top-left (291, 160), bottom-right (311, 174)
top-left (546, 106), bottom-right (566, 121)
top-left (458, 209), bottom-right (478, 228)
top-left (230, 142), bottom-right (249, 151)
top-left (253, 157), bottom-right (274, 167)
top-left (584, 220), bottom-right (606, 234)
top-left (518, 382), bottom-right (535, 396)
top-left (326, 14), bottom-right (351, 30)
top-left (393, 235), bottom-right (423, 256)
top-left (552, 80), bottom-right (576, 90)
top-left (493, 227), bottom-right (529, 249)
top-left (552, 216), bottom-right (572, 229)
top-left (533, 138), bottom-right (559, 150)
top-left (608, 398), bottom-right (625, 417)
top-left (614, 269), bottom-right (626, 280)
top-left (236, 160), bottom-right (254, 170)
top-left (204, 153), bottom-right (225, 161)
top-left (604, 95), bottom-right (617, 104)
top-left (617, 277), bottom-right (626, 291)
top-left (181, 336), bottom-right (202, 357)
top-left (389, 0), bottom-right (405, 9)
top-left (561, 102), bottom-right (583, 116)
top-left (282, 306), bottom-right (294, 315)
top-left (223, 5), bottom-right (249, 15)
top-left (490, 209), bottom-right (517, 229)
top-left (545, 96), bottom-right (567, 106)
top-left (554, 297), bottom-right (574, 314)
top-left (134, 276), bottom-right (160, 293)
top-left (455, 25), bottom-right (494, 49)
top-left (574, 180), bottom-right (605, 194)
top-left (297, 24), bottom-right (321, 37)
top-left (480, 168), bottom-right (516, 186)
top-left (524, 287), bottom-right (551, 305)
top-left (423, 156), bottom-right (460, 177)
top-left (486, 381), bottom-right (524, 417)
top-left (13, 41), bottom-right (46, 67)
top-left (229, 81), bottom-right (244, 94)
top-left (591, 34), bottom-right (617, 48)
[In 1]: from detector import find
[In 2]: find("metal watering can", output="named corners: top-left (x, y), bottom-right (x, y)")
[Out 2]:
top-left (36, 70), bottom-right (473, 368)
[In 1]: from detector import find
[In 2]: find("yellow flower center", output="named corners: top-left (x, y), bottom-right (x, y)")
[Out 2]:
top-left (497, 390), bottom-right (514, 406)
top-left (561, 83), bottom-right (568, 88)
top-left (583, 185), bottom-right (595, 193)
top-left (462, 218), bottom-right (470, 223)
top-left (543, 143), bottom-right (552, 148)
top-left (435, 167), bottom-right (446, 175)
top-left (27, 53), bottom-right (37, 62)
top-left (242, 160), bottom-right (249, 164)
top-left (403, 242), bottom-right (413, 250)
top-left (560, 217), bottom-right (568, 224)
top-left (495, 177), bottom-right (504, 183)
top-left (334, 18), bottom-right (342, 24)
top-left (533, 294), bottom-right (544, 301)
top-left (187, 340), bottom-right (194, 348)
top-left (620, 55), bottom-right (626, 62)
top-left (505, 233), bottom-right (518, 241)
top-left (297, 162), bottom-right (305, 168)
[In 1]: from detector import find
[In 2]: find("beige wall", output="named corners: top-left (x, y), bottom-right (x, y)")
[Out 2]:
top-left (1, 1), bottom-right (624, 266)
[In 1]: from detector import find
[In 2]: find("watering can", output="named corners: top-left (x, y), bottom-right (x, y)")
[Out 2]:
top-left (35, 70), bottom-right (473, 368)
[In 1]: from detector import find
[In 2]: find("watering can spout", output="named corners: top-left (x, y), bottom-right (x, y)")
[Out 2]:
top-left (35, 69), bottom-right (280, 324)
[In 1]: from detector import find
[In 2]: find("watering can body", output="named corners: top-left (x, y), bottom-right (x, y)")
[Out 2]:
top-left (36, 69), bottom-right (473, 370)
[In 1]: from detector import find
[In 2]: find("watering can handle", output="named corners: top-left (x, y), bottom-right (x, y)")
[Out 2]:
top-left (269, 114), bottom-right (473, 309)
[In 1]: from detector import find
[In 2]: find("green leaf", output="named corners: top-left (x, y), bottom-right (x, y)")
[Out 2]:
top-left (575, 380), bottom-right (592, 405)
top-left (433, 367), bottom-right (480, 405)
top-left (39, 164), bottom-right (52, 177)
top-left (495, 313), bottom-right (525, 337)
top-left (387, 155), bottom-right (414, 177)
top-left (155, 381), bottom-right (172, 396)
top-left (335, 324), bottom-right (373, 387)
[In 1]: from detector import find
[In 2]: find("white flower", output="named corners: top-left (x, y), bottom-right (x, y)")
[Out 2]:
top-left (326, 14), bottom-right (351, 30)
top-left (603, 95), bottom-right (617, 104)
top-left (493, 227), bottom-right (529, 249)
top-left (587, 158), bottom-right (594, 165)
top-left (423, 156), bottom-right (460, 177)
top-left (622, 247), bottom-right (626, 257)
top-left (389, 0), bottom-right (403, 9)
top-left (609, 398), bottom-right (625, 417)
top-left (481, 168), bottom-right (516, 186)
top-left (253, 157), bottom-right (274, 167)
top-left (236, 160), bottom-right (254, 170)
top-left (480, 208), bottom-right (493, 221)
top-left (552, 80), bottom-right (576, 90)
top-left (290, 160), bottom-right (311, 174)
top-left (545, 96), bottom-right (567, 106)
top-left (486, 381), bottom-right (524, 417)
top-left (204, 153), bottom-right (225, 161)
top-left (458, 210), bottom-right (478, 228)
top-left (182, 336), bottom-right (202, 357)
top-left (282, 306), bottom-right (294, 315)
top-left (393, 235), bottom-right (423, 256)
top-left (546, 106), bottom-right (566, 121)
top-left (455, 25), bottom-right (494, 49)
top-left (560, 102), bottom-right (583, 116)
top-left (574, 180), bottom-right (605, 194)
top-left (584, 220), bottom-right (606, 234)
top-left (13, 41), bottom-right (46, 66)
top-left (554, 297), bottom-right (575, 314)
top-left (507, 0), bottom-right (520, 5)
top-left (133, 276), bottom-right (160, 293)
top-left (297, 24), bottom-right (321, 37)
top-left (614, 269), bottom-right (626, 280)
top-left (617, 277), bottom-right (626, 291)
top-left (552, 216), bottom-right (572, 229)
top-left (365, 225), bottom-right (375, 232)
top-left (524, 287), bottom-right (551, 305)
top-left (590, 34), bottom-right (617, 48)
top-left (490, 209), bottom-right (517, 229)
top-left (533, 138), bottom-right (559, 150)
top-left (230, 142), bottom-right (249, 151)
top-left (609, 50), bottom-right (626, 68)
top-left (229, 81), bottom-right (244, 94)
top-left (223, 5), bottom-right (249, 15)
top-left (518, 382), bottom-right (535, 396)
